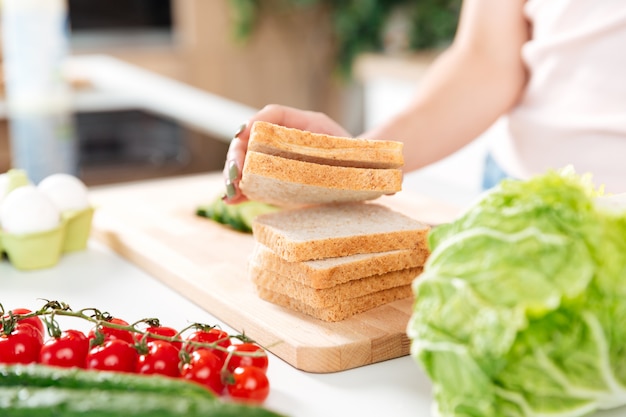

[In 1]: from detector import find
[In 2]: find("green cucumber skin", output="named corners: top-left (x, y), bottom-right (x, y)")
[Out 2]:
top-left (0, 364), bottom-right (287, 417)
top-left (0, 386), bottom-right (285, 417)
top-left (0, 364), bottom-right (212, 398)
top-left (197, 197), bottom-right (279, 233)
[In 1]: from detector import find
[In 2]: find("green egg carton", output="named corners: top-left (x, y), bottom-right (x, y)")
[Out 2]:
top-left (61, 206), bottom-right (95, 253)
top-left (0, 206), bottom-right (94, 271)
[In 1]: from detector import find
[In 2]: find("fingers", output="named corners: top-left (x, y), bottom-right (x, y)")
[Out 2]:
top-left (247, 104), bottom-right (352, 138)
top-left (222, 128), bottom-right (248, 204)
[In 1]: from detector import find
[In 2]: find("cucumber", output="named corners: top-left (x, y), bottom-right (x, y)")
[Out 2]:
top-left (196, 200), bottom-right (225, 223)
top-left (196, 205), bottom-right (211, 218)
top-left (197, 196), bottom-right (280, 233)
top-left (221, 202), bottom-right (246, 231)
top-left (238, 201), bottom-right (281, 232)
top-left (0, 364), bottom-right (287, 417)
top-left (0, 386), bottom-right (285, 417)
top-left (0, 364), bottom-right (211, 398)
top-left (209, 198), bottom-right (226, 222)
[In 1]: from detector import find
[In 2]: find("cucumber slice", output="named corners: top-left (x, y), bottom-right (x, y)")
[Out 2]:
top-left (196, 197), bottom-right (279, 233)
top-left (237, 201), bottom-right (281, 232)
top-left (196, 205), bottom-right (212, 218)
top-left (209, 198), bottom-right (226, 222)
top-left (222, 202), bottom-right (246, 231)
top-left (196, 198), bottom-right (222, 222)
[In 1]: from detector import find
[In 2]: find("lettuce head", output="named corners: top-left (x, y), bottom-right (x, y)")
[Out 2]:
top-left (408, 168), bottom-right (626, 417)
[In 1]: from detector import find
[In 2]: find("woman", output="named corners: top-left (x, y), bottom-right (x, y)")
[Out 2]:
top-left (223, 0), bottom-right (626, 204)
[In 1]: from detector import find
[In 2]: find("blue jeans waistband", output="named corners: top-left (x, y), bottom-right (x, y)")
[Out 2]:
top-left (482, 153), bottom-right (513, 190)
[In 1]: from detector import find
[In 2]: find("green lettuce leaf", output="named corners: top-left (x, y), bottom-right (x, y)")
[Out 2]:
top-left (408, 169), bottom-right (626, 417)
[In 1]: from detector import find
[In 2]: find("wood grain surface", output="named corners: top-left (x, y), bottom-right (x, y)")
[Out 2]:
top-left (88, 173), bottom-right (459, 373)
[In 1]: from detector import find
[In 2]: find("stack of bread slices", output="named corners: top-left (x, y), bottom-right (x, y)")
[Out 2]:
top-left (240, 121), bottom-right (431, 322)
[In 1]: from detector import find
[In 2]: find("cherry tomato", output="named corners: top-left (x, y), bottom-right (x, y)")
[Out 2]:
top-left (226, 366), bottom-right (270, 404)
top-left (136, 340), bottom-right (181, 377)
top-left (4, 309), bottom-right (44, 342)
top-left (143, 326), bottom-right (182, 351)
top-left (40, 329), bottom-right (89, 368)
top-left (185, 328), bottom-right (231, 362)
top-left (225, 342), bottom-right (268, 373)
top-left (85, 339), bottom-right (138, 373)
top-left (0, 323), bottom-right (43, 364)
top-left (181, 349), bottom-right (225, 395)
top-left (88, 318), bottom-right (135, 345)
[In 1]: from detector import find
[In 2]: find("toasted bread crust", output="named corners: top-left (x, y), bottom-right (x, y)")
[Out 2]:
top-left (240, 172), bottom-right (391, 207)
top-left (242, 123), bottom-right (423, 322)
top-left (248, 121), bottom-right (404, 169)
top-left (255, 284), bottom-right (413, 322)
top-left (252, 203), bottom-right (430, 262)
top-left (250, 265), bottom-right (422, 308)
top-left (249, 243), bottom-right (429, 289)
top-left (240, 152), bottom-right (402, 207)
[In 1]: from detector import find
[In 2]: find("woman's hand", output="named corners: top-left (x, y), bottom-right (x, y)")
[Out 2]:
top-left (222, 104), bottom-right (351, 204)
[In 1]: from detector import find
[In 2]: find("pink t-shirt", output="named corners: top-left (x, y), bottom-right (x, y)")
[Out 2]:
top-left (491, 0), bottom-right (626, 192)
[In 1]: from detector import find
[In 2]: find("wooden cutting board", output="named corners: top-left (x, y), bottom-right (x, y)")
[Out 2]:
top-left (88, 173), bottom-right (459, 373)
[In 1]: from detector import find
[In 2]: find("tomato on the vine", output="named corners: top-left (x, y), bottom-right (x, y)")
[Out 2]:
top-left (40, 329), bottom-right (89, 368)
top-left (136, 340), bottom-right (181, 377)
top-left (0, 303), bottom-right (275, 402)
top-left (0, 308), bottom-right (45, 343)
top-left (88, 317), bottom-right (135, 344)
top-left (143, 325), bottom-right (181, 351)
top-left (226, 366), bottom-right (270, 404)
top-left (85, 339), bottom-right (138, 373)
top-left (4, 308), bottom-right (44, 342)
top-left (181, 349), bottom-right (225, 395)
top-left (185, 328), bottom-right (231, 361)
top-left (0, 323), bottom-right (43, 364)
top-left (225, 342), bottom-right (268, 373)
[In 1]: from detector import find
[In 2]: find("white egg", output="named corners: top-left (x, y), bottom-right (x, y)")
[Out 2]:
top-left (38, 173), bottom-right (89, 212)
top-left (0, 185), bottom-right (61, 234)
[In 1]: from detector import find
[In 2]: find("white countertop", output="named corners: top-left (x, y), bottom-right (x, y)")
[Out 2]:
top-left (1, 239), bottom-right (435, 417)
top-left (4, 240), bottom-right (625, 417)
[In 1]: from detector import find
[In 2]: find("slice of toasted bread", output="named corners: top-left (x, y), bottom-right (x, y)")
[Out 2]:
top-left (240, 151), bottom-right (402, 207)
top-left (252, 202), bottom-right (430, 262)
top-left (255, 284), bottom-right (413, 322)
top-left (247, 121), bottom-right (404, 169)
top-left (250, 264), bottom-right (422, 308)
top-left (249, 242), bottom-right (429, 289)
top-left (239, 121), bottom-right (404, 207)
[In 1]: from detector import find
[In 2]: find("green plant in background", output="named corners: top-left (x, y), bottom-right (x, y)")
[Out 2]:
top-left (228, 0), bottom-right (462, 77)
top-left (409, 0), bottom-right (462, 49)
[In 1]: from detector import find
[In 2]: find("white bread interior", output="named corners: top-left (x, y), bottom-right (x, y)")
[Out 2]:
top-left (239, 121), bottom-right (405, 207)
top-left (240, 151), bottom-right (402, 207)
top-left (255, 284), bottom-right (413, 322)
top-left (251, 202), bottom-right (429, 262)
top-left (250, 263), bottom-right (422, 309)
top-left (249, 242), bottom-right (429, 289)
top-left (247, 120), bottom-right (404, 169)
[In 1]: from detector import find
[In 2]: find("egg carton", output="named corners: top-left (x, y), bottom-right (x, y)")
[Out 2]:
top-left (0, 169), bottom-right (94, 270)
top-left (0, 207), bottom-right (94, 270)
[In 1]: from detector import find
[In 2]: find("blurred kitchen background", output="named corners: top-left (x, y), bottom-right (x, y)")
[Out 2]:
top-left (0, 0), bottom-right (489, 205)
